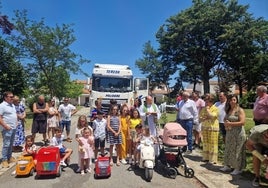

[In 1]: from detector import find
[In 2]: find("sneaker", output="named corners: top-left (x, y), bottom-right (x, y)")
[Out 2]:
top-left (219, 166), bottom-right (231, 172)
top-left (129, 158), bottom-right (133, 165)
top-left (60, 160), bottom-right (67, 167)
top-left (1, 160), bottom-right (9, 168)
top-left (121, 158), bottom-right (127, 165)
top-left (11, 170), bottom-right (16, 176)
top-left (81, 170), bottom-right (85, 175)
top-left (76, 168), bottom-right (82, 173)
top-left (66, 138), bottom-right (72, 142)
top-left (8, 157), bottom-right (17, 163)
top-left (230, 169), bottom-right (242, 175)
top-left (85, 168), bottom-right (91, 173)
top-left (252, 177), bottom-right (260, 187)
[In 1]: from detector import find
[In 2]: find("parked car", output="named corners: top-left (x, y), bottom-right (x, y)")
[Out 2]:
top-left (84, 102), bottom-right (90, 107)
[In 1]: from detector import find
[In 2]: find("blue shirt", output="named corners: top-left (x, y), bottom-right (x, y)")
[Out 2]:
top-left (0, 101), bottom-right (17, 130)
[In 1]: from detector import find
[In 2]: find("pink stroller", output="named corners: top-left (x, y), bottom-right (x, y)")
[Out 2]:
top-left (157, 122), bottom-right (194, 178)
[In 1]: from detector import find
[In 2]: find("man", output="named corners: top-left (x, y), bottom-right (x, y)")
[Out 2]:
top-left (0, 91), bottom-right (17, 168)
top-left (140, 95), bottom-right (161, 156)
top-left (214, 92), bottom-right (227, 143)
top-left (31, 95), bottom-right (49, 145)
top-left (58, 97), bottom-right (77, 142)
top-left (140, 95), bottom-right (161, 137)
top-left (253, 85), bottom-right (268, 125)
top-left (246, 124), bottom-right (268, 187)
top-left (192, 91), bottom-right (205, 149)
top-left (176, 91), bottom-right (198, 154)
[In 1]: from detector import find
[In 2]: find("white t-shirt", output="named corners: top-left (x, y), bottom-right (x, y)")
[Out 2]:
top-left (58, 103), bottom-right (76, 121)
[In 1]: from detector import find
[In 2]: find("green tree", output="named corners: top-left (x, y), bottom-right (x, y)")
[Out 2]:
top-left (155, 0), bottom-right (264, 94)
top-left (135, 41), bottom-right (176, 93)
top-left (11, 10), bottom-right (90, 98)
top-left (0, 39), bottom-right (27, 97)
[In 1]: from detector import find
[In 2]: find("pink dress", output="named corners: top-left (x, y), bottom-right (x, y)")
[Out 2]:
top-left (78, 136), bottom-right (94, 159)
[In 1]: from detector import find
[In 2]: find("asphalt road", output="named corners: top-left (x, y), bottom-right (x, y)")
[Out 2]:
top-left (0, 107), bottom-right (205, 188)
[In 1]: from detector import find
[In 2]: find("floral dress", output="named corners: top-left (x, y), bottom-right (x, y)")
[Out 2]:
top-left (13, 103), bottom-right (25, 146)
top-left (224, 109), bottom-right (246, 170)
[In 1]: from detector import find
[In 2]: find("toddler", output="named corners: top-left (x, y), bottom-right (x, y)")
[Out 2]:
top-left (78, 127), bottom-right (94, 175)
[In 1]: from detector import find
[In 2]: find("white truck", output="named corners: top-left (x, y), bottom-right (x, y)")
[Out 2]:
top-left (89, 63), bottom-right (149, 113)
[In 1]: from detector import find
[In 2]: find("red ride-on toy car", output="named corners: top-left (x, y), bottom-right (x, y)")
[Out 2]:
top-left (94, 153), bottom-right (111, 179)
top-left (35, 146), bottom-right (62, 178)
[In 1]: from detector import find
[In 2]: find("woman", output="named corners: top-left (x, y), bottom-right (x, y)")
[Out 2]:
top-left (119, 104), bottom-right (130, 165)
top-left (13, 96), bottom-right (26, 152)
top-left (199, 94), bottom-right (219, 164)
top-left (47, 99), bottom-right (59, 142)
top-left (220, 94), bottom-right (246, 175)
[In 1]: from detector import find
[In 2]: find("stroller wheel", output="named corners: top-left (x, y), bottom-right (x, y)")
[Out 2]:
top-left (185, 168), bottom-right (194, 178)
top-left (167, 167), bottom-right (177, 179)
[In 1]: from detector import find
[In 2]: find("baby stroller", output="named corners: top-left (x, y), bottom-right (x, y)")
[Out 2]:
top-left (157, 122), bottom-right (194, 179)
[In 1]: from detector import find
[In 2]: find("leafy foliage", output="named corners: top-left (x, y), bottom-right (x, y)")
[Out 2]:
top-left (10, 10), bottom-right (90, 98)
top-left (0, 39), bottom-right (27, 98)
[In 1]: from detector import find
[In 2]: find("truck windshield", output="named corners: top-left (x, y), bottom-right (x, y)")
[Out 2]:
top-left (92, 76), bottom-right (133, 92)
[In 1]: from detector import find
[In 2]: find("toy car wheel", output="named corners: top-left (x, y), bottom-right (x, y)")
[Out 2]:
top-left (94, 174), bottom-right (97, 179)
top-left (56, 166), bottom-right (62, 177)
top-left (185, 168), bottom-right (194, 178)
top-left (29, 168), bottom-right (34, 176)
top-left (167, 167), bottom-right (177, 179)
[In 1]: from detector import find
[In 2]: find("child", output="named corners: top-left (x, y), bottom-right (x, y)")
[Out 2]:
top-left (77, 127), bottom-right (94, 175)
top-left (11, 135), bottom-right (38, 176)
top-left (50, 127), bottom-right (73, 167)
top-left (128, 109), bottom-right (142, 164)
top-left (22, 135), bottom-right (38, 157)
top-left (135, 127), bottom-right (156, 165)
top-left (92, 110), bottom-right (107, 161)
top-left (75, 115), bottom-right (92, 172)
top-left (107, 104), bottom-right (122, 166)
top-left (47, 99), bottom-right (59, 142)
top-left (133, 124), bottom-right (143, 165)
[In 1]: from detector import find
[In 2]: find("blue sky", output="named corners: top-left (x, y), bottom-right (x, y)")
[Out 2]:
top-left (1, 0), bottom-right (268, 86)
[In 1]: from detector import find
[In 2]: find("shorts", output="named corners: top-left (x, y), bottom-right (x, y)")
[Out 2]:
top-left (94, 138), bottom-right (105, 148)
top-left (60, 120), bottom-right (71, 133)
top-left (219, 123), bottom-right (226, 137)
top-left (193, 122), bottom-right (202, 132)
top-left (31, 120), bottom-right (47, 134)
top-left (60, 147), bottom-right (66, 153)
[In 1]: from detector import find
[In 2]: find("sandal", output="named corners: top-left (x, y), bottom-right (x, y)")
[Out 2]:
top-left (116, 161), bottom-right (120, 166)
top-left (110, 161), bottom-right (114, 166)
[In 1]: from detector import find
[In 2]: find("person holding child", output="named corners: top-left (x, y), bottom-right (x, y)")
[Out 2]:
top-left (92, 110), bottom-right (107, 161)
top-left (77, 127), bottom-right (94, 175)
top-left (107, 104), bottom-right (122, 166)
top-left (50, 127), bottom-right (73, 167)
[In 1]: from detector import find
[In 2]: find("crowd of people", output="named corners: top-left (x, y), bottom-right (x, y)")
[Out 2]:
top-left (1, 85), bottom-right (268, 185)
top-left (175, 86), bottom-right (268, 187)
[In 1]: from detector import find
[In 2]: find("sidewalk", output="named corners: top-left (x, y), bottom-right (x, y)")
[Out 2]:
top-left (183, 148), bottom-right (260, 188)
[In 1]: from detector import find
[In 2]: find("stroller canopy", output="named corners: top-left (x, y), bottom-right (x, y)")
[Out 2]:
top-left (162, 122), bottom-right (187, 147)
